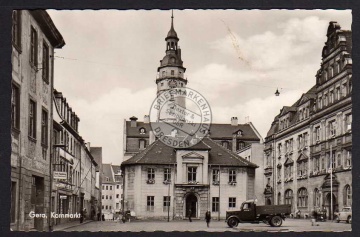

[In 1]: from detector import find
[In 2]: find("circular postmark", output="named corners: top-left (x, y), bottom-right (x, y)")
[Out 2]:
top-left (149, 87), bottom-right (212, 148)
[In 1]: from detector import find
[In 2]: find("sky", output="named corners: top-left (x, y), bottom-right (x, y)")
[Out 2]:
top-left (47, 9), bottom-right (352, 165)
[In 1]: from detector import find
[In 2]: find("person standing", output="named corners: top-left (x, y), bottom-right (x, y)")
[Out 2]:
top-left (205, 210), bottom-right (211, 227)
top-left (188, 208), bottom-right (192, 222)
top-left (79, 209), bottom-right (84, 223)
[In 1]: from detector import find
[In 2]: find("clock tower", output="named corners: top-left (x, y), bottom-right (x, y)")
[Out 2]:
top-left (156, 11), bottom-right (188, 122)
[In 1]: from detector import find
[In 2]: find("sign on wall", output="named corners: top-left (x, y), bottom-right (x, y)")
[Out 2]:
top-left (54, 171), bottom-right (67, 180)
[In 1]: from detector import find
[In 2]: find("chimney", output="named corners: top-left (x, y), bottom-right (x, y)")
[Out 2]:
top-left (130, 116), bottom-right (138, 127)
top-left (86, 142), bottom-right (91, 150)
top-left (231, 117), bottom-right (238, 126)
top-left (144, 115), bottom-right (150, 123)
top-left (149, 131), bottom-right (155, 145)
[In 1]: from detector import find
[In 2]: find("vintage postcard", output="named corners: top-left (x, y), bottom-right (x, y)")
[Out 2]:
top-left (9, 9), bottom-right (352, 232)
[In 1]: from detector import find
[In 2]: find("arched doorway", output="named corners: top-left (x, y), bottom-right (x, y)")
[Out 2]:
top-left (325, 193), bottom-right (338, 220)
top-left (185, 194), bottom-right (197, 218)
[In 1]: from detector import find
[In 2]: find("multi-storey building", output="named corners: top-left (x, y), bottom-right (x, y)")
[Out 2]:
top-left (263, 21), bottom-right (352, 220)
top-left (10, 10), bottom-right (65, 231)
top-left (101, 164), bottom-right (123, 220)
top-left (121, 13), bottom-right (262, 220)
top-left (52, 90), bottom-right (99, 226)
top-left (91, 147), bottom-right (104, 219)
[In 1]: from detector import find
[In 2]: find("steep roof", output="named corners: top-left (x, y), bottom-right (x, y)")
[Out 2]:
top-left (90, 147), bottom-right (102, 172)
top-left (122, 137), bottom-right (258, 168)
top-left (102, 164), bottom-right (114, 183)
top-left (112, 165), bottom-right (121, 175)
top-left (126, 121), bottom-right (151, 138)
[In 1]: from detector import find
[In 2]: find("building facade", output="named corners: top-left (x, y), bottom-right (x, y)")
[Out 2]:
top-left (101, 164), bottom-right (123, 220)
top-left (91, 147), bottom-right (104, 220)
top-left (10, 10), bottom-right (65, 231)
top-left (52, 90), bottom-right (99, 226)
top-left (263, 22), bottom-right (352, 219)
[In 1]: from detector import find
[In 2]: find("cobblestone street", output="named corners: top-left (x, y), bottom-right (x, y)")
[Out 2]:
top-left (58, 219), bottom-right (351, 232)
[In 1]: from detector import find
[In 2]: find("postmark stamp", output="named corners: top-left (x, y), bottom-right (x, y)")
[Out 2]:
top-left (149, 87), bottom-right (212, 148)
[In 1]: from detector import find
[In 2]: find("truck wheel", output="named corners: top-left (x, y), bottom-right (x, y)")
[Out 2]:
top-left (227, 217), bottom-right (239, 228)
top-left (270, 216), bottom-right (283, 227)
top-left (347, 216), bottom-right (352, 224)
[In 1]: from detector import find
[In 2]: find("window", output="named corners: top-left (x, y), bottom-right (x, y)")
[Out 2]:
top-left (11, 84), bottom-right (20, 129)
top-left (11, 181), bottom-right (16, 223)
top-left (285, 189), bottom-right (293, 205)
top-left (117, 185), bottom-right (119, 189)
top-left (345, 150), bottom-right (352, 167)
top-left (110, 186), bottom-right (112, 190)
top-left (314, 188), bottom-right (320, 207)
top-left (148, 168), bottom-right (155, 180)
top-left (328, 66), bottom-right (333, 78)
top-left (315, 126), bottom-right (321, 142)
top-left (102, 205), bottom-right (104, 210)
top-left (329, 90), bottom-right (334, 104)
top-left (318, 96), bottom-right (322, 109)
top-left (238, 141), bottom-right (245, 150)
top-left (222, 141), bottom-right (229, 149)
top-left (102, 195), bottom-right (104, 199)
top-left (229, 169), bottom-right (236, 183)
top-left (147, 196), bottom-right (154, 211)
top-left (116, 194), bottom-right (119, 199)
top-left (313, 156), bottom-right (320, 172)
top-left (139, 139), bottom-right (146, 149)
top-left (277, 192), bottom-right (281, 205)
top-left (278, 143), bottom-right (282, 156)
top-left (106, 195), bottom-right (108, 199)
top-left (42, 43), bottom-right (49, 83)
top-left (139, 128), bottom-right (146, 134)
top-left (277, 166), bottom-right (281, 180)
top-left (163, 196), bottom-right (170, 212)
top-left (109, 206), bottom-right (112, 210)
top-left (323, 94), bottom-right (328, 107)
top-left (212, 197), bottom-right (219, 212)
top-left (116, 203), bottom-right (119, 209)
top-left (297, 188), bottom-right (308, 207)
top-left (171, 70), bottom-right (174, 76)
top-left (331, 152), bottom-right (336, 169)
top-left (106, 186), bottom-right (108, 190)
top-left (29, 100), bottom-right (36, 138)
top-left (110, 196), bottom-right (112, 200)
top-left (12, 11), bottom-right (21, 50)
top-left (188, 167), bottom-right (197, 182)
top-left (30, 26), bottom-right (38, 67)
top-left (342, 83), bottom-right (347, 97)
top-left (337, 153), bottom-right (342, 167)
top-left (343, 185), bottom-right (352, 206)
top-left (164, 168), bottom-right (171, 182)
top-left (297, 161), bottom-right (307, 177)
top-left (102, 186), bottom-right (105, 190)
top-left (329, 120), bottom-right (336, 137)
top-left (228, 197), bottom-right (236, 208)
top-left (212, 169), bottom-right (219, 184)
top-left (336, 87), bottom-right (340, 100)
top-left (345, 114), bottom-right (352, 131)
top-left (105, 205), bottom-right (108, 210)
top-left (323, 71), bottom-right (328, 81)
top-left (41, 109), bottom-right (48, 146)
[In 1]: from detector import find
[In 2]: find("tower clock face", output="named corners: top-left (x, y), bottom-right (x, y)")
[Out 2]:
top-left (168, 80), bottom-right (177, 88)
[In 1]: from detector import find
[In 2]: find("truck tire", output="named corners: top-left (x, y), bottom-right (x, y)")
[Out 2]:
top-left (227, 217), bottom-right (239, 228)
top-left (270, 216), bottom-right (283, 227)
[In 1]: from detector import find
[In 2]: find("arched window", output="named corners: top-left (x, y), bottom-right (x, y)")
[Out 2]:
top-left (278, 192), bottom-right (281, 205)
top-left (139, 127), bottom-right (146, 134)
top-left (328, 66), bottom-right (333, 78)
top-left (314, 188), bottom-right (320, 207)
top-left (285, 189), bottom-right (293, 205)
top-left (298, 188), bottom-right (308, 207)
top-left (343, 185), bottom-right (352, 206)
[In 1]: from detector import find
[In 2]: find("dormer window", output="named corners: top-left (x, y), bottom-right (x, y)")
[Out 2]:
top-left (139, 128), bottom-right (146, 134)
top-left (237, 130), bottom-right (243, 136)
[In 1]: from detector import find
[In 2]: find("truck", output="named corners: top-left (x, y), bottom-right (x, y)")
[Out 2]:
top-left (225, 199), bottom-right (291, 227)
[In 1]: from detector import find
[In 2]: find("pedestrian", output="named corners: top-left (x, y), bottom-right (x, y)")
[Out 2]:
top-left (102, 213), bottom-right (105, 221)
top-left (79, 209), bottom-right (84, 223)
top-left (97, 212), bottom-right (100, 221)
top-left (205, 210), bottom-right (211, 227)
top-left (188, 208), bottom-right (192, 222)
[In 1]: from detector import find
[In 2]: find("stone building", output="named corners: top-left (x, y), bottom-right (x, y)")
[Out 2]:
top-left (101, 164), bottom-right (123, 220)
top-left (263, 22), bottom-right (352, 219)
top-left (52, 90), bottom-right (99, 226)
top-left (10, 10), bottom-right (65, 231)
top-left (121, 13), bottom-right (263, 220)
top-left (122, 137), bottom-right (258, 220)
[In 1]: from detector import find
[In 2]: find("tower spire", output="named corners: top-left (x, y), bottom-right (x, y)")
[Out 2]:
top-left (171, 9), bottom-right (174, 29)
top-left (166, 10), bottom-right (178, 40)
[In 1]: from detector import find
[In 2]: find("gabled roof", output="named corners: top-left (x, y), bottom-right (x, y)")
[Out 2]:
top-left (122, 137), bottom-right (258, 168)
top-left (102, 164), bottom-right (114, 183)
top-left (280, 106), bottom-right (297, 116)
top-left (182, 151), bottom-right (204, 159)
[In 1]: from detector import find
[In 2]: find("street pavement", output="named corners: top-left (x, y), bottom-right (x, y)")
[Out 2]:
top-left (57, 219), bottom-right (351, 232)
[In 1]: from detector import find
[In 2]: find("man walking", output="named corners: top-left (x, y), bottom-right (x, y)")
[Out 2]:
top-left (205, 210), bottom-right (211, 227)
top-left (188, 208), bottom-right (192, 222)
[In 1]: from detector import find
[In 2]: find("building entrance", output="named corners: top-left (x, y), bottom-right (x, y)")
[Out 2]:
top-left (185, 194), bottom-right (197, 218)
top-left (325, 193), bottom-right (338, 220)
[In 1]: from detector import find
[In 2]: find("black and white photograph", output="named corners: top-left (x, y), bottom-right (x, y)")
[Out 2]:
top-left (7, 8), bottom-right (352, 232)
